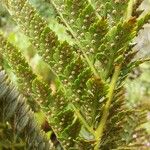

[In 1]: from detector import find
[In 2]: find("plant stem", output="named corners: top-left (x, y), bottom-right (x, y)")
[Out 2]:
top-left (70, 104), bottom-right (96, 137)
top-left (94, 65), bottom-right (121, 150)
top-left (94, 1), bottom-right (136, 148)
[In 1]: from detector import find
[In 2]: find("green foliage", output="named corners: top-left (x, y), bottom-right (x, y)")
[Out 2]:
top-left (0, 0), bottom-right (150, 149)
top-left (0, 67), bottom-right (53, 149)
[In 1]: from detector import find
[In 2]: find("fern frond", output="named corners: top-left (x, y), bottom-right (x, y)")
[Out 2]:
top-left (97, 88), bottom-right (149, 149)
top-left (32, 78), bottom-right (86, 149)
top-left (0, 67), bottom-right (53, 149)
top-left (2, 0), bottom-right (100, 84)
top-left (0, 32), bottom-right (84, 149)
top-left (50, 0), bottom-right (108, 50)
top-left (1, 0), bottom-right (150, 149)
top-left (0, 34), bottom-right (39, 108)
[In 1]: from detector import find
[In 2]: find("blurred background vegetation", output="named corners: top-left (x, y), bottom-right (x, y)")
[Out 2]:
top-left (0, 0), bottom-right (150, 141)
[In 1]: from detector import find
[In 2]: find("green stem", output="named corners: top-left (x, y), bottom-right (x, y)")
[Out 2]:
top-left (94, 65), bottom-right (121, 150)
top-left (70, 104), bottom-right (96, 137)
top-left (93, 1), bottom-right (136, 149)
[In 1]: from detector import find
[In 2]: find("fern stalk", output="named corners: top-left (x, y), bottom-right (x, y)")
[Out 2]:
top-left (94, 65), bottom-right (121, 149)
top-left (70, 103), bottom-right (96, 136)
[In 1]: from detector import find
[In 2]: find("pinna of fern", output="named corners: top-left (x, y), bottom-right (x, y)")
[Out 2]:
top-left (0, 0), bottom-right (150, 149)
